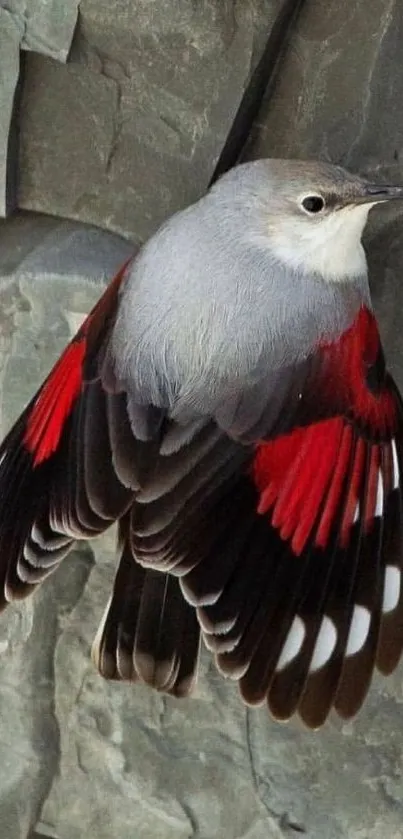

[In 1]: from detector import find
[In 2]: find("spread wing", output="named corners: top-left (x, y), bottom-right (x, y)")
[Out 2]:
top-left (0, 261), bottom-right (203, 698)
top-left (127, 306), bottom-right (403, 727)
top-left (0, 281), bottom-right (402, 728)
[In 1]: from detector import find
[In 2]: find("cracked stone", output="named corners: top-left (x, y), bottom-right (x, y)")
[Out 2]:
top-left (249, 0), bottom-right (403, 184)
top-left (0, 9), bottom-right (21, 217)
top-left (17, 1), bottom-right (284, 241)
top-left (0, 0), bottom-right (79, 218)
top-left (4, 0), bottom-right (79, 62)
top-left (0, 0), bottom-right (79, 216)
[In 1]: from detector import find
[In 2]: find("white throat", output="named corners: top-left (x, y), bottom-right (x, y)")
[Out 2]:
top-left (264, 203), bottom-right (374, 282)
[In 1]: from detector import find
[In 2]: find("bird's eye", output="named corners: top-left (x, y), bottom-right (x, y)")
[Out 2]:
top-left (301, 195), bottom-right (325, 214)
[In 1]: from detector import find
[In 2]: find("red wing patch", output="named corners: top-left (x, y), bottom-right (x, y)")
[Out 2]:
top-left (319, 306), bottom-right (397, 431)
top-left (23, 338), bottom-right (86, 466)
top-left (21, 257), bottom-right (132, 468)
top-left (252, 418), bottom-right (398, 556)
top-left (252, 305), bottom-right (401, 556)
top-left (253, 418), bottom-right (347, 554)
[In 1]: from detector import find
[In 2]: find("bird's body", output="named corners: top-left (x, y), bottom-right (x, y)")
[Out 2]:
top-left (109, 161), bottom-right (369, 428)
top-left (1, 159), bottom-right (403, 728)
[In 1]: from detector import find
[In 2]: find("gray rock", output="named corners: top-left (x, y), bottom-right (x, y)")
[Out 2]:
top-left (249, 0), bottom-right (403, 183)
top-left (0, 216), bottom-right (131, 838)
top-left (3, 0), bottom-right (79, 61)
top-left (0, 214), bottom-right (133, 434)
top-left (0, 548), bottom-right (93, 839)
top-left (0, 9), bottom-right (22, 216)
top-left (0, 221), bottom-right (97, 835)
top-left (17, 1), bottom-right (282, 241)
top-left (0, 0), bottom-right (79, 217)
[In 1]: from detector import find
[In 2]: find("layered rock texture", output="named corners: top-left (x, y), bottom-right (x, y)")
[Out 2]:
top-left (1, 2), bottom-right (403, 837)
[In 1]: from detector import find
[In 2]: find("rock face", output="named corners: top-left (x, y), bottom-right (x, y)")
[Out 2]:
top-left (1, 2), bottom-right (403, 838)
top-left (17, 0), bottom-right (282, 242)
top-left (5, 1), bottom-right (79, 60)
top-left (0, 8), bottom-right (21, 216)
top-left (0, 1), bottom-right (79, 216)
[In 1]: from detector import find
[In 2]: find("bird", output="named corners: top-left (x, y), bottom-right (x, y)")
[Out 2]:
top-left (1, 158), bottom-right (403, 730)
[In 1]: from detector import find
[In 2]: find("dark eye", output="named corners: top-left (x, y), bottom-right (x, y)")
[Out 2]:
top-left (301, 195), bottom-right (325, 214)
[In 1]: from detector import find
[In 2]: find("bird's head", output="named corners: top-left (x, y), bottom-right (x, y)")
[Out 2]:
top-left (215, 159), bottom-right (403, 283)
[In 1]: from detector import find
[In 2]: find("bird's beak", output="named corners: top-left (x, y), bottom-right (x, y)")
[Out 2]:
top-left (354, 184), bottom-right (403, 205)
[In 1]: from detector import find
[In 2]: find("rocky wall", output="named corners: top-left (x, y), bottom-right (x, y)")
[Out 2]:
top-left (1, 2), bottom-right (403, 837)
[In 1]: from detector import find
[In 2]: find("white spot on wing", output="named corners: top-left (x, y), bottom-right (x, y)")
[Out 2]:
top-left (375, 471), bottom-right (384, 518)
top-left (346, 605), bottom-right (371, 656)
top-left (353, 502), bottom-right (360, 524)
top-left (309, 616), bottom-right (337, 672)
top-left (383, 565), bottom-right (401, 613)
top-left (392, 440), bottom-right (399, 490)
top-left (275, 616), bottom-right (306, 671)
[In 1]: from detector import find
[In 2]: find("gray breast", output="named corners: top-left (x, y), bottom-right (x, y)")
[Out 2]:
top-left (108, 192), bottom-right (368, 434)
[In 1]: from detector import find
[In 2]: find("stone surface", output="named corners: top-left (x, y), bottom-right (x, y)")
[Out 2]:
top-left (0, 9), bottom-right (22, 216)
top-left (0, 0), bottom-right (79, 218)
top-left (17, 1), bottom-right (282, 241)
top-left (248, 0), bottom-right (403, 183)
top-left (3, 0), bottom-right (79, 61)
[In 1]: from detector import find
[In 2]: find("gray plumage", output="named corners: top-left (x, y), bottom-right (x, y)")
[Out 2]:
top-left (105, 160), bottom-right (370, 442)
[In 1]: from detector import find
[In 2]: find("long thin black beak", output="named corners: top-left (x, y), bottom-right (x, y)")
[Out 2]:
top-left (357, 184), bottom-right (403, 204)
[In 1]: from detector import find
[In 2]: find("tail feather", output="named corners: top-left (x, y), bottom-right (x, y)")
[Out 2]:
top-left (92, 517), bottom-right (201, 697)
